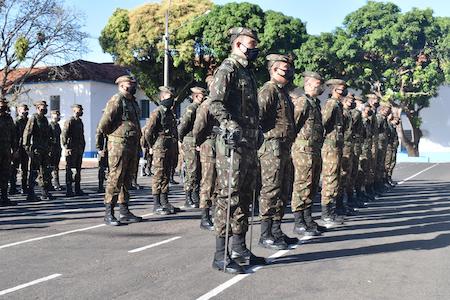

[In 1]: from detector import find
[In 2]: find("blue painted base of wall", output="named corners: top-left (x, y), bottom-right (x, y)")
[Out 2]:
top-left (83, 151), bottom-right (144, 158)
top-left (397, 152), bottom-right (450, 163)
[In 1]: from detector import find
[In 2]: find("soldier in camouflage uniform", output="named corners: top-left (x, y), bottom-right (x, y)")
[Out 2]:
top-left (356, 103), bottom-right (374, 201)
top-left (0, 99), bottom-right (18, 206)
top-left (365, 94), bottom-right (380, 199)
top-left (144, 86), bottom-right (180, 215)
top-left (193, 95), bottom-right (218, 231)
top-left (10, 103), bottom-right (29, 195)
top-left (141, 131), bottom-right (152, 176)
top-left (62, 104), bottom-right (86, 197)
top-left (257, 54), bottom-right (298, 249)
top-left (385, 115), bottom-right (400, 186)
top-left (375, 102), bottom-right (392, 191)
top-left (320, 79), bottom-right (347, 228)
top-left (178, 87), bottom-right (207, 208)
top-left (95, 127), bottom-right (108, 193)
top-left (290, 72), bottom-right (326, 240)
top-left (208, 27), bottom-right (265, 274)
top-left (97, 75), bottom-right (143, 226)
top-left (49, 110), bottom-right (62, 191)
top-left (350, 96), bottom-right (368, 208)
top-left (23, 101), bottom-right (52, 201)
top-left (337, 93), bottom-right (357, 216)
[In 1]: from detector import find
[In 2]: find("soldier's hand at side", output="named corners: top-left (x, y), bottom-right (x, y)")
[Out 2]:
top-left (66, 149), bottom-right (72, 156)
top-left (196, 146), bottom-right (201, 152)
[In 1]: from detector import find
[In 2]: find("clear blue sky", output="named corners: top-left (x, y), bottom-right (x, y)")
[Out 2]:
top-left (70, 0), bottom-right (450, 63)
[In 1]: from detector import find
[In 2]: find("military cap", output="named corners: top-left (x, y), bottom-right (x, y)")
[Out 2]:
top-left (302, 71), bottom-right (323, 81)
top-left (190, 86), bottom-right (207, 95)
top-left (50, 109), bottom-right (60, 114)
top-left (115, 75), bottom-right (137, 85)
top-left (34, 100), bottom-right (47, 107)
top-left (325, 79), bottom-right (347, 87)
top-left (365, 93), bottom-right (378, 99)
top-left (354, 95), bottom-right (366, 103)
top-left (289, 87), bottom-right (303, 99)
top-left (71, 104), bottom-right (83, 109)
top-left (228, 27), bottom-right (259, 42)
top-left (17, 103), bottom-right (28, 109)
top-left (159, 86), bottom-right (175, 96)
top-left (266, 54), bottom-right (292, 63)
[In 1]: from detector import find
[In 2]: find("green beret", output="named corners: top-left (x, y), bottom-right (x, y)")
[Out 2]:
top-left (190, 86), bottom-right (207, 95)
top-left (159, 86), bottom-right (175, 95)
top-left (115, 75), bottom-right (137, 85)
top-left (325, 79), bottom-right (347, 87)
top-left (34, 100), bottom-right (47, 107)
top-left (228, 27), bottom-right (259, 42)
top-left (302, 71), bottom-right (323, 81)
top-left (71, 104), bottom-right (83, 109)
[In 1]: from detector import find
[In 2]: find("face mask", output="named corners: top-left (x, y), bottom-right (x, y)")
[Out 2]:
top-left (367, 109), bottom-right (373, 116)
top-left (161, 98), bottom-right (174, 108)
top-left (349, 101), bottom-right (356, 109)
top-left (337, 88), bottom-right (348, 97)
top-left (317, 85), bottom-right (324, 96)
top-left (277, 68), bottom-right (294, 80)
top-left (239, 43), bottom-right (259, 61)
top-left (42, 108), bottom-right (48, 115)
top-left (22, 111), bottom-right (29, 118)
top-left (124, 85), bottom-right (137, 95)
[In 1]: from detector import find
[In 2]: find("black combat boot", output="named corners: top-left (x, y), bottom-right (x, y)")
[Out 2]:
top-left (9, 179), bottom-right (18, 195)
top-left (293, 211), bottom-right (320, 240)
top-left (74, 181), bottom-right (85, 196)
top-left (335, 195), bottom-right (346, 216)
top-left (153, 194), bottom-right (169, 215)
top-left (191, 190), bottom-right (200, 208)
top-left (303, 207), bottom-right (325, 234)
top-left (321, 202), bottom-right (344, 228)
top-left (66, 176), bottom-right (74, 197)
top-left (26, 171), bottom-right (39, 202)
top-left (161, 193), bottom-right (180, 214)
top-left (119, 203), bottom-right (143, 223)
top-left (200, 208), bottom-right (214, 231)
top-left (104, 203), bottom-right (121, 226)
top-left (259, 219), bottom-right (287, 250)
top-left (1, 188), bottom-right (17, 206)
top-left (51, 169), bottom-right (62, 191)
top-left (21, 180), bottom-right (28, 194)
top-left (231, 233), bottom-right (267, 266)
top-left (272, 219), bottom-right (298, 246)
top-left (40, 188), bottom-right (51, 201)
top-left (212, 237), bottom-right (245, 274)
top-left (184, 190), bottom-right (195, 208)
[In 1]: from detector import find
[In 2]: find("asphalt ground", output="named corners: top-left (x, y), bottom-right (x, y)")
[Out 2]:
top-left (1, 162), bottom-right (449, 299)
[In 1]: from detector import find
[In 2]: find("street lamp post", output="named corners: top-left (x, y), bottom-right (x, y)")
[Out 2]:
top-left (163, 3), bottom-right (170, 87)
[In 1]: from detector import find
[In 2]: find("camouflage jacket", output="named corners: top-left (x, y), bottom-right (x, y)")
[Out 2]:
top-left (377, 113), bottom-right (388, 149)
top-left (342, 106), bottom-right (353, 145)
top-left (209, 53), bottom-right (259, 148)
top-left (14, 116), bottom-right (28, 149)
top-left (258, 80), bottom-right (295, 142)
top-left (322, 97), bottom-right (344, 147)
top-left (370, 110), bottom-right (379, 151)
top-left (178, 101), bottom-right (200, 142)
top-left (351, 108), bottom-right (363, 145)
top-left (144, 105), bottom-right (178, 149)
top-left (62, 116), bottom-right (85, 152)
top-left (387, 122), bottom-right (399, 149)
top-left (292, 94), bottom-right (323, 152)
top-left (0, 114), bottom-right (17, 152)
top-left (193, 97), bottom-right (218, 147)
top-left (97, 93), bottom-right (142, 146)
top-left (23, 113), bottom-right (51, 152)
top-left (361, 116), bottom-right (372, 152)
top-left (49, 121), bottom-right (62, 151)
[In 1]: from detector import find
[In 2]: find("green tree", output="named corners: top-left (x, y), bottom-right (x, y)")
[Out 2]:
top-left (295, 1), bottom-right (449, 156)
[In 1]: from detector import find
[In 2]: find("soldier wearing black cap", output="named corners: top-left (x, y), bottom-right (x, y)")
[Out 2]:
top-left (97, 75), bottom-right (143, 226)
top-left (178, 86), bottom-right (207, 209)
top-left (320, 79), bottom-right (347, 227)
top-left (49, 110), bottom-right (62, 191)
top-left (0, 99), bottom-right (17, 206)
top-left (23, 100), bottom-right (53, 201)
top-left (144, 86), bottom-right (179, 215)
top-left (62, 104), bottom-right (86, 197)
top-left (10, 103), bottom-right (29, 195)
top-left (208, 26), bottom-right (265, 274)
top-left (258, 54), bottom-right (298, 250)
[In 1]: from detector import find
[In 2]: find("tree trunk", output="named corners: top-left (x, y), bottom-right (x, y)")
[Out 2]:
top-left (397, 109), bottom-right (420, 157)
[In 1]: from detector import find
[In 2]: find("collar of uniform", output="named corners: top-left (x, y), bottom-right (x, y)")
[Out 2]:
top-left (230, 53), bottom-right (249, 68)
top-left (119, 91), bottom-right (135, 100)
top-left (270, 79), bottom-right (285, 89)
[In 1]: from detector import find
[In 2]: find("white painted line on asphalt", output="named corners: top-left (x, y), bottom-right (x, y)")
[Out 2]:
top-left (0, 273), bottom-right (61, 296)
top-left (196, 249), bottom-right (291, 300)
top-left (0, 224), bottom-right (105, 250)
top-left (128, 236), bottom-right (181, 253)
top-left (397, 163), bottom-right (438, 185)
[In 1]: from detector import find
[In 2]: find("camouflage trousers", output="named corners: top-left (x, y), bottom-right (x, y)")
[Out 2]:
top-left (356, 146), bottom-right (371, 190)
top-left (339, 144), bottom-right (354, 198)
top-left (10, 147), bottom-right (28, 189)
top-left (199, 139), bottom-right (216, 209)
top-left (0, 149), bottom-right (12, 190)
top-left (214, 139), bottom-right (257, 237)
top-left (258, 139), bottom-right (293, 221)
top-left (376, 144), bottom-right (387, 183)
top-left (151, 142), bottom-right (174, 195)
top-left (349, 143), bottom-right (362, 192)
top-left (66, 149), bottom-right (83, 185)
top-left (367, 144), bottom-right (378, 186)
top-left (385, 144), bottom-right (397, 178)
top-left (49, 147), bottom-right (61, 187)
top-left (182, 138), bottom-right (200, 192)
top-left (28, 149), bottom-right (51, 189)
top-left (291, 142), bottom-right (321, 212)
top-left (104, 140), bottom-right (138, 204)
top-left (168, 138), bottom-right (178, 178)
top-left (321, 143), bottom-right (342, 205)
